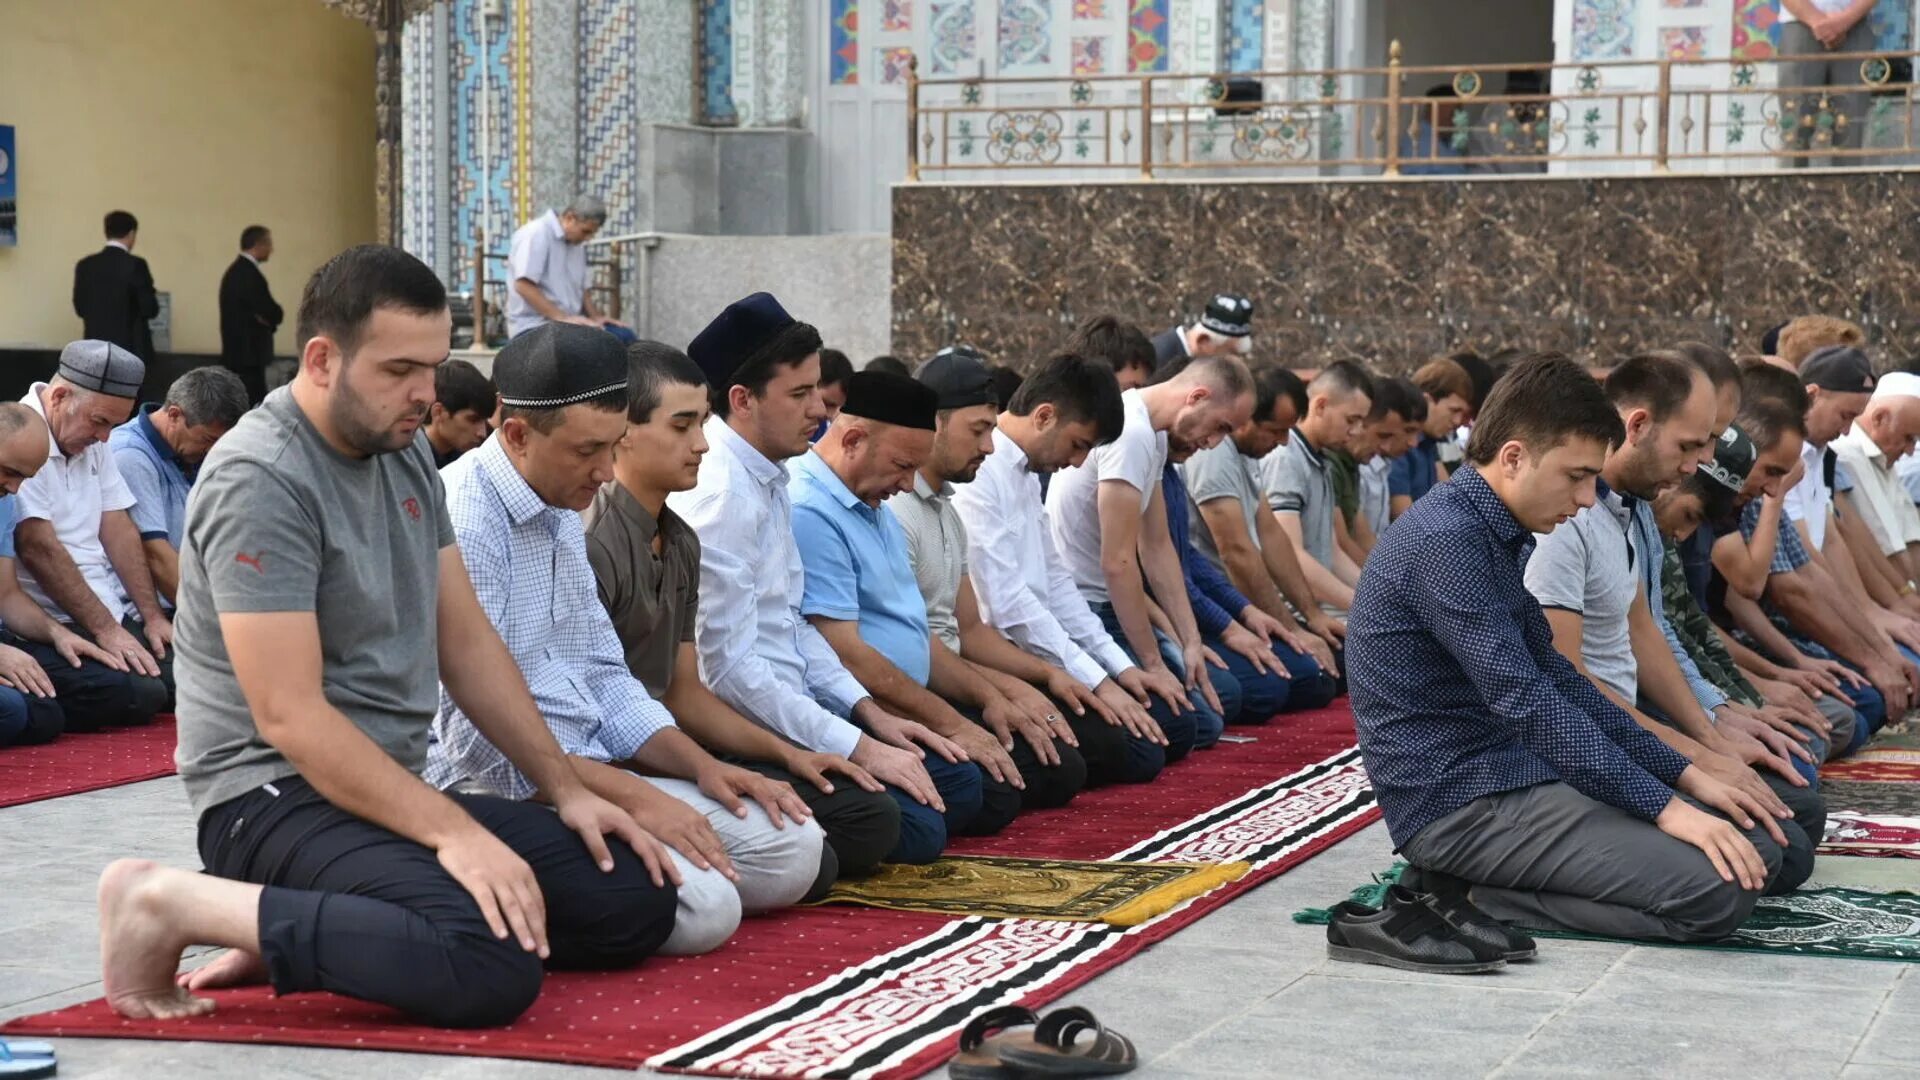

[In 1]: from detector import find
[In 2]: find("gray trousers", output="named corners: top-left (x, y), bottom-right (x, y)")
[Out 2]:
top-left (639, 776), bottom-right (827, 956)
top-left (1780, 19), bottom-right (1879, 164)
top-left (1402, 783), bottom-right (1785, 943)
top-left (1815, 691), bottom-right (1859, 762)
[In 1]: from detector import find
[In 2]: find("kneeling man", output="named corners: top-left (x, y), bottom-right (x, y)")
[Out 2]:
top-left (1349, 354), bottom-right (1797, 943)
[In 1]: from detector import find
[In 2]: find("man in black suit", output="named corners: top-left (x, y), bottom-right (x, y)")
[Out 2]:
top-left (218, 225), bottom-right (282, 403)
top-left (72, 210), bottom-right (160, 362)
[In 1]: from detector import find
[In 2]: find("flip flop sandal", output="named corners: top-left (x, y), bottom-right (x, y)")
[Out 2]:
top-left (0, 1039), bottom-right (55, 1079)
top-left (949, 1005), bottom-right (1040, 1079)
top-left (996, 1006), bottom-right (1138, 1077)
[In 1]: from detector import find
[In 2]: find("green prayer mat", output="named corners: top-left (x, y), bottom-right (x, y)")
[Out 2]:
top-left (1294, 862), bottom-right (1920, 963)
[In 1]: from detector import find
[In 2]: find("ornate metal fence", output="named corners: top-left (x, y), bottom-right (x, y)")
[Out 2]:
top-left (905, 41), bottom-right (1920, 180)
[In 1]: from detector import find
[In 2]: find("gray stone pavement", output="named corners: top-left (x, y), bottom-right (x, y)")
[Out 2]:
top-left (2, 778), bottom-right (1914, 1079)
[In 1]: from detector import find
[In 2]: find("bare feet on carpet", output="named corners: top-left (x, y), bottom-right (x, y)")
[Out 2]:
top-left (98, 859), bottom-right (218, 1020)
top-left (178, 947), bottom-right (267, 992)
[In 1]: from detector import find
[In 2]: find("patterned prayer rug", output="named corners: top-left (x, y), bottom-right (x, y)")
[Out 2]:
top-left (1806, 855), bottom-right (1920, 894)
top-left (812, 855), bottom-right (1250, 925)
top-left (1820, 812), bottom-right (1920, 859)
top-left (1297, 863), bottom-right (1920, 962)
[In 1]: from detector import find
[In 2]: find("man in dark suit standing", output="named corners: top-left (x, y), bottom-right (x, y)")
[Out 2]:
top-left (217, 225), bottom-right (282, 403)
top-left (72, 210), bottom-right (160, 362)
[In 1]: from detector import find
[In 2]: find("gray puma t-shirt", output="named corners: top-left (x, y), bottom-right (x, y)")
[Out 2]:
top-left (173, 387), bottom-right (455, 816)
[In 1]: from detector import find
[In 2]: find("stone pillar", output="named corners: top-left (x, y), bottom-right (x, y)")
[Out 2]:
top-left (529, 0), bottom-right (580, 211)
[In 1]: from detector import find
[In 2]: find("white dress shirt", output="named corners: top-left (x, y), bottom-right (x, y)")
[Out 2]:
top-left (14, 383), bottom-right (138, 623)
top-left (1784, 439), bottom-right (1834, 551)
top-left (951, 427), bottom-right (1137, 688)
top-left (1832, 422), bottom-right (1920, 559)
top-left (668, 417), bottom-right (867, 757)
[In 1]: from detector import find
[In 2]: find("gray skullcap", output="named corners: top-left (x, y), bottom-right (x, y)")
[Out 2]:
top-left (58, 340), bottom-right (145, 399)
top-left (493, 323), bottom-right (628, 408)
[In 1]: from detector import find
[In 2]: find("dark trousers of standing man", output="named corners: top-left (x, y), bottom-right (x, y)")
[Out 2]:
top-left (1780, 19), bottom-right (1879, 165)
top-left (197, 775), bottom-right (679, 1028)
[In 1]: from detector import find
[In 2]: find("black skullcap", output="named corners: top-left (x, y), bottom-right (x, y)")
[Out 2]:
top-left (1701, 424), bottom-right (1756, 494)
top-left (1800, 345), bottom-right (1876, 394)
top-left (1200, 293), bottom-right (1254, 337)
top-left (58, 340), bottom-right (144, 399)
top-left (915, 345), bottom-right (998, 410)
top-left (493, 322), bottom-right (628, 408)
top-left (688, 292), bottom-right (796, 389)
top-left (841, 371), bottom-right (938, 431)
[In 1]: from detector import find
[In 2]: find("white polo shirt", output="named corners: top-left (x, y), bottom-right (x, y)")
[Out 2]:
top-left (1784, 439), bottom-right (1834, 551)
top-left (1833, 422), bottom-right (1920, 558)
top-left (14, 384), bottom-right (138, 624)
top-left (505, 209), bottom-right (589, 338)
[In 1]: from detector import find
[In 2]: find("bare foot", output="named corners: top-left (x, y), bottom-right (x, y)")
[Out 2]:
top-left (177, 947), bottom-right (266, 992)
top-left (98, 859), bottom-right (217, 1020)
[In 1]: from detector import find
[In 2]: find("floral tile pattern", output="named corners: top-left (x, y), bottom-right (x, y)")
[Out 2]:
top-left (1128, 0), bottom-right (1168, 72)
top-left (1732, 0), bottom-right (1779, 61)
top-left (998, 0), bottom-right (1052, 71)
top-left (831, 0), bottom-right (858, 84)
top-left (1572, 0), bottom-right (1634, 60)
top-left (1072, 34), bottom-right (1107, 74)
top-left (1662, 25), bottom-right (1706, 61)
top-left (879, 45), bottom-right (917, 83)
top-left (884, 0), bottom-right (911, 32)
top-left (1074, 0), bottom-right (1106, 19)
top-left (930, 0), bottom-right (976, 74)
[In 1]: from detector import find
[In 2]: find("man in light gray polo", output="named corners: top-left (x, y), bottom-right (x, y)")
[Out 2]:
top-left (505, 195), bottom-right (632, 342)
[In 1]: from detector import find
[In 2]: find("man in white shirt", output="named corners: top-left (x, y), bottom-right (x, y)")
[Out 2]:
top-left (1779, 0), bottom-right (1881, 167)
top-left (669, 293), bottom-right (976, 865)
top-left (1045, 352), bottom-right (1259, 751)
top-left (1832, 373), bottom-right (1920, 582)
top-left (11, 341), bottom-right (172, 726)
top-left (504, 195), bottom-right (631, 341)
top-left (951, 352), bottom-right (1203, 779)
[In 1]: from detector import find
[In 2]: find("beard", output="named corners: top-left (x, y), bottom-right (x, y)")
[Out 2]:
top-left (331, 375), bottom-right (426, 456)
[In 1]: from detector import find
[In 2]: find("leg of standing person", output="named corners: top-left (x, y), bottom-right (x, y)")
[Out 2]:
top-left (1402, 783), bottom-right (1783, 943)
top-left (192, 777), bottom-right (677, 1027)
top-left (1778, 21), bottom-right (1825, 167)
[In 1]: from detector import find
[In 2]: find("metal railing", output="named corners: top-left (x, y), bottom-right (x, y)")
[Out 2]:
top-left (465, 232), bottom-right (634, 350)
top-left (905, 40), bottom-right (1920, 181)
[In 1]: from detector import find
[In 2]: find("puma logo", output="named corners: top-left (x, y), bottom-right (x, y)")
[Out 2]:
top-left (234, 551), bottom-right (265, 573)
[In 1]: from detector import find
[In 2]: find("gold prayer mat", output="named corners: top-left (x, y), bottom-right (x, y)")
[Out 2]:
top-left (812, 855), bottom-right (1250, 926)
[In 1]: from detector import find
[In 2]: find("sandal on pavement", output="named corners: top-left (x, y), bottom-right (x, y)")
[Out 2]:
top-left (948, 1005), bottom-right (1040, 1079)
top-left (995, 1006), bottom-right (1138, 1077)
top-left (0, 1039), bottom-right (55, 1079)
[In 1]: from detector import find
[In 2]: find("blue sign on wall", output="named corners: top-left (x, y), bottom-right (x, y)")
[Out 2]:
top-left (0, 125), bottom-right (16, 247)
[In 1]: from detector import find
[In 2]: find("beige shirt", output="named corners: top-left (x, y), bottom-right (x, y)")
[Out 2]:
top-left (1832, 423), bottom-right (1920, 559)
top-left (888, 472), bottom-right (968, 652)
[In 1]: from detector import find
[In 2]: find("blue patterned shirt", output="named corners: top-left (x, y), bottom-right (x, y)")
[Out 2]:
top-left (1348, 466), bottom-right (1691, 850)
top-left (425, 436), bottom-right (675, 799)
top-left (1740, 498), bottom-right (1811, 575)
top-left (1160, 464), bottom-right (1250, 637)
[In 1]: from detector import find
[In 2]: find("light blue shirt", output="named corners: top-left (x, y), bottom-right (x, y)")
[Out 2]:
top-left (789, 449), bottom-right (933, 687)
top-left (425, 435), bottom-right (675, 800)
top-left (109, 404), bottom-right (192, 549)
top-left (667, 418), bottom-right (869, 757)
top-left (0, 494), bottom-right (14, 559)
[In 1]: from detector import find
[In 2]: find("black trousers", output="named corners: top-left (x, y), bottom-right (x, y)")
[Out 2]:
top-left (4, 632), bottom-right (166, 733)
top-left (198, 775), bottom-right (679, 1028)
top-left (951, 703), bottom-right (1087, 830)
top-left (738, 760), bottom-right (901, 896)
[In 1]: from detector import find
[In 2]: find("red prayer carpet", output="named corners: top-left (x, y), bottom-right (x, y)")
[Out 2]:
top-left (3, 703), bottom-right (1377, 1078)
top-left (0, 716), bottom-right (176, 809)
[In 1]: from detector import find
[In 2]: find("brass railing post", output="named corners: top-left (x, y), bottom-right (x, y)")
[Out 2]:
top-left (1384, 39), bottom-right (1403, 176)
top-left (1140, 76), bottom-right (1154, 179)
top-left (907, 54), bottom-right (922, 182)
top-left (1655, 58), bottom-right (1672, 172)
top-left (472, 235), bottom-right (487, 350)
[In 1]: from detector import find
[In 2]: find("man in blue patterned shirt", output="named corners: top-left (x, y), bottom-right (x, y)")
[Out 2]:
top-left (427, 324), bottom-right (825, 957)
top-left (1350, 355), bottom-right (1793, 943)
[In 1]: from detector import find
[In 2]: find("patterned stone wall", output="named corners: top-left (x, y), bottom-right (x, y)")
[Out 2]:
top-left (892, 171), bottom-right (1920, 371)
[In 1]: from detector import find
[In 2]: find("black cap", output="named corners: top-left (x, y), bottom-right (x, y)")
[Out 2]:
top-left (841, 371), bottom-right (938, 431)
top-left (1199, 293), bottom-right (1254, 337)
top-left (1801, 345), bottom-right (1876, 394)
top-left (915, 345), bottom-right (998, 410)
top-left (1701, 423), bottom-right (1756, 494)
top-left (494, 323), bottom-right (628, 408)
top-left (58, 340), bottom-right (145, 399)
top-left (688, 292), bottom-right (796, 390)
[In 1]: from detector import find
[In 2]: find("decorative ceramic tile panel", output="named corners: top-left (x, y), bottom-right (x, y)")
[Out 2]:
top-left (1291, 0), bottom-right (1329, 98)
top-left (450, 0), bottom-right (520, 293)
top-left (879, 45), bottom-right (917, 82)
top-left (1073, 0), bottom-right (1107, 18)
top-left (1660, 0), bottom-right (1705, 8)
top-left (401, 11), bottom-right (440, 265)
top-left (1225, 0), bottom-right (1262, 72)
top-left (1662, 24), bottom-right (1706, 60)
top-left (1073, 34), bottom-right (1107, 73)
top-left (884, 0), bottom-right (912, 30)
top-left (1871, 0), bottom-right (1913, 51)
top-left (1731, 0), bottom-right (1778, 60)
top-left (831, 0), bottom-right (858, 83)
top-left (734, 0), bottom-right (760, 114)
top-left (1169, 0), bottom-right (1221, 75)
top-left (700, 0), bottom-right (739, 122)
top-left (1128, 0), bottom-right (1169, 72)
top-left (579, 0), bottom-right (639, 232)
top-left (930, 0), bottom-right (977, 74)
top-left (998, 0), bottom-right (1052, 71)
top-left (1572, 0), bottom-right (1635, 60)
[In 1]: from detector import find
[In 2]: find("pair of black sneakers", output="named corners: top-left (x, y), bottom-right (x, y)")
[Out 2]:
top-left (1325, 867), bottom-right (1536, 974)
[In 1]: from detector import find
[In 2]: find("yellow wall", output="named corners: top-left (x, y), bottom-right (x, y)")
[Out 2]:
top-left (0, 0), bottom-right (376, 355)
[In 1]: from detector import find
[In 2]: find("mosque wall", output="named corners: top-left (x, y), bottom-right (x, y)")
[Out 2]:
top-left (891, 170), bottom-right (1920, 371)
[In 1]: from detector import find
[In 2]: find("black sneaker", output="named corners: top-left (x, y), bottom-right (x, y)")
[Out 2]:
top-left (1325, 885), bottom-right (1508, 974)
top-left (1400, 866), bottom-right (1538, 962)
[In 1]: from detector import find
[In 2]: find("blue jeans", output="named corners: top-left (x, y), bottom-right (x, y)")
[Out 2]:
top-left (1153, 631), bottom-right (1226, 751)
top-left (0, 685), bottom-right (62, 747)
top-left (885, 752), bottom-right (985, 864)
top-left (1091, 602), bottom-right (1202, 764)
top-left (1264, 636), bottom-right (1341, 715)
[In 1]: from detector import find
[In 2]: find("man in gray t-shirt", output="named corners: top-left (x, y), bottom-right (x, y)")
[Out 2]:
top-left (1257, 362), bottom-right (1372, 613)
top-left (97, 245), bottom-right (675, 1030)
top-left (1524, 485), bottom-right (1641, 702)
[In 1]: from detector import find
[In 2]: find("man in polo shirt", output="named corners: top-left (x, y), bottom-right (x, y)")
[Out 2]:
top-left (505, 195), bottom-right (632, 342)
top-left (1525, 353), bottom-right (1818, 894)
top-left (894, 347), bottom-right (1142, 788)
top-left (1151, 293), bottom-right (1254, 366)
top-left (587, 340), bottom-right (899, 888)
top-left (1263, 361), bottom-right (1372, 614)
top-left (1832, 374), bottom-right (1920, 583)
top-left (1185, 365), bottom-right (1344, 673)
top-left (12, 340), bottom-right (171, 722)
top-left (795, 370), bottom-right (1079, 826)
top-left (669, 293), bottom-right (975, 866)
top-left (108, 366), bottom-right (249, 608)
top-left (1046, 351), bottom-right (1257, 753)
